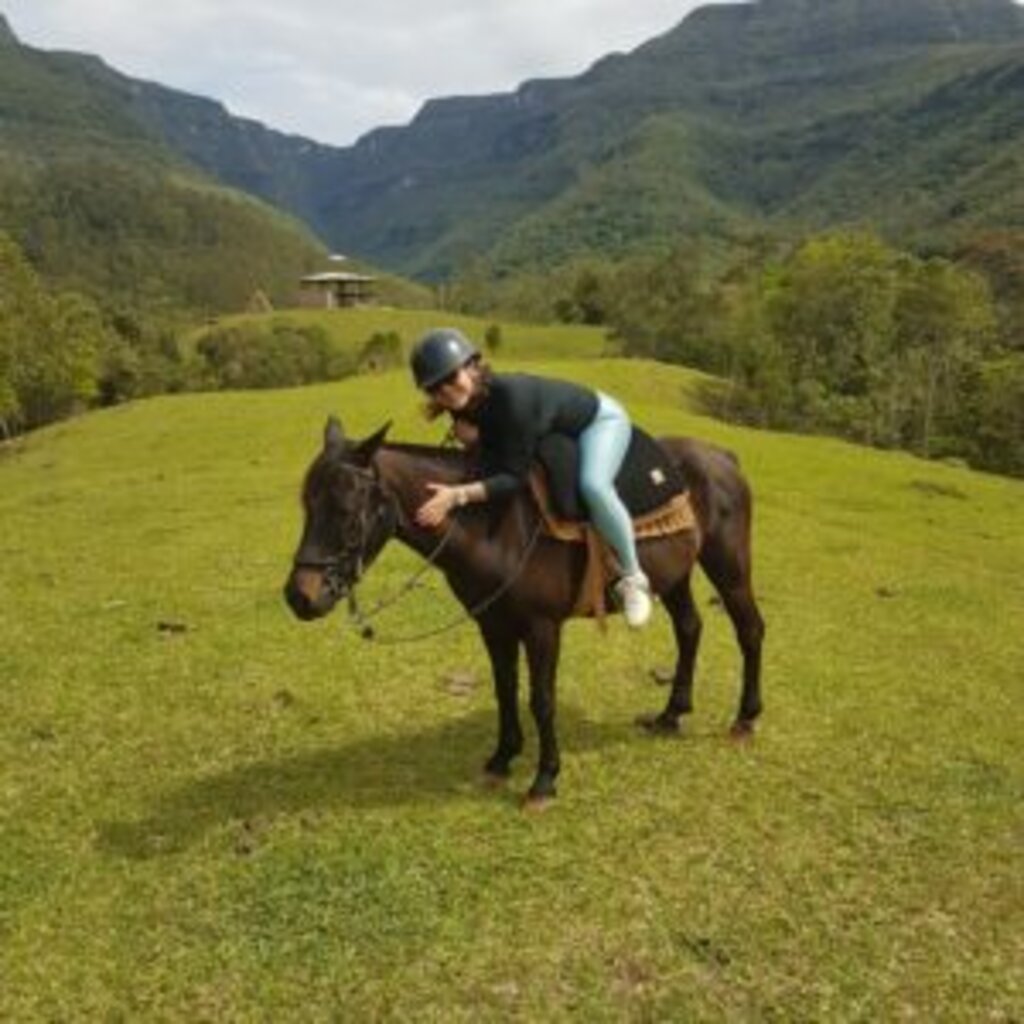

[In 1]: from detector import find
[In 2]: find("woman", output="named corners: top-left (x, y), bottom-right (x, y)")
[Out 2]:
top-left (410, 327), bottom-right (652, 628)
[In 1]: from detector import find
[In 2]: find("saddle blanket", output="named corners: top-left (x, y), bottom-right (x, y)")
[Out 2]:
top-left (536, 425), bottom-right (688, 521)
top-left (528, 464), bottom-right (701, 625)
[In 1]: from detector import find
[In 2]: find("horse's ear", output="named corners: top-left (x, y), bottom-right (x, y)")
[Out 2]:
top-left (352, 420), bottom-right (392, 466)
top-left (324, 416), bottom-right (345, 452)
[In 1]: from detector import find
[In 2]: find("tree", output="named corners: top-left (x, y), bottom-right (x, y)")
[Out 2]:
top-left (764, 233), bottom-right (902, 430)
top-left (484, 324), bottom-right (503, 354)
top-left (714, 230), bottom-right (1003, 467)
top-left (893, 258), bottom-right (995, 456)
top-left (956, 231), bottom-right (1024, 352)
top-left (605, 245), bottom-right (717, 366)
top-left (968, 356), bottom-right (1024, 475)
top-left (359, 330), bottom-right (404, 372)
top-left (1, 231), bottom-right (127, 431)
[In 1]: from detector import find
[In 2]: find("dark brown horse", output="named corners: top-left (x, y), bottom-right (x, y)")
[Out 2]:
top-left (284, 417), bottom-right (764, 805)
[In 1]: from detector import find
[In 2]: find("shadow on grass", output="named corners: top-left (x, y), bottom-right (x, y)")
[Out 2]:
top-left (96, 704), bottom-right (634, 860)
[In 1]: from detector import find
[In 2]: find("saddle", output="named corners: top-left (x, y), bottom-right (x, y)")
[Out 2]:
top-left (529, 428), bottom-right (701, 624)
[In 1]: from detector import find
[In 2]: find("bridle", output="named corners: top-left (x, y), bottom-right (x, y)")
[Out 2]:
top-left (291, 463), bottom-right (400, 604)
top-left (291, 460), bottom-right (543, 645)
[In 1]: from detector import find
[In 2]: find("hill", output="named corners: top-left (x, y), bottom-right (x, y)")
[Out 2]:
top-left (0, 19), bottom-right (327, 313)
top-left (187, 307), bottom-right (611, 363)
top-left (0, 361), bottom-right (1021, 1018)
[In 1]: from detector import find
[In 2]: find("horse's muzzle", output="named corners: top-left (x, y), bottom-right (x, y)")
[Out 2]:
top-left (283, 567), bottom-right (345, 621)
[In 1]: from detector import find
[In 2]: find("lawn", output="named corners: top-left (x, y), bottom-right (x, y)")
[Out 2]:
top-left (1, 358), bottom-right (1021, 1020)
top-left (186, 307), bottom-right (612, 364)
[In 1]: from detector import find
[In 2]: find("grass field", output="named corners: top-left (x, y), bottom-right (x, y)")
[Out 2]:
top-left (1, 357), bottom-right (1022, 1021)
top-left (187, 307), bottom-right (612, 363)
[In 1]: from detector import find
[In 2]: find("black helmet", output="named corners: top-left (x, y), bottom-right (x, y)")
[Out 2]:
top-left (410, 328), bottom-right (479, 390)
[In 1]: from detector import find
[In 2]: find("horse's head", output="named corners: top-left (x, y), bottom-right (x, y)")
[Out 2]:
top-left (283, 417), bottom-right (394, 621)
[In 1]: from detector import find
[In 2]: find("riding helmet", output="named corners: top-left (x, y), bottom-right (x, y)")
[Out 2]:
top-left (410, 328), bottom-right (479, 390)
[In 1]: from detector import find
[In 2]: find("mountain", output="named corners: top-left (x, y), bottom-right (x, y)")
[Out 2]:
top-left (3, 0), bottom-right (1024, 288)
top-left (283, 0), bottom-right (1024, 277)
top-left (0, 12), bottom-right (16, 45)
top-left (0, 20), bottom-right (327, 313)
top-left (127, 0), bottom-right (1023, 279)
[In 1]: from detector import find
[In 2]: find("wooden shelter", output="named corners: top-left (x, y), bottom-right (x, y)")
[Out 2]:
top-left (299, 272), bottom-right (375, 309)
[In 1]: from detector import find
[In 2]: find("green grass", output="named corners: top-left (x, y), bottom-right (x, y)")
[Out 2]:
top-left (189, 308), bottom-right (612, 364)
top-left (1, 359), bottom-right (1022, 1021)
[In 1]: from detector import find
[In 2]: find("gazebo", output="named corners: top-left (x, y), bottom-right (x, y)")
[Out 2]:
top-left (299, 272), bottom-right (376, 309)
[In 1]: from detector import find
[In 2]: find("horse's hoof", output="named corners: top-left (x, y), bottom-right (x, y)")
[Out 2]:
top-left (521, 793), bottom-right (554, 813)
top-left (729, 720), bottom-right (756, 742)
top-left (481, 771), bottom-right (510, 790)
top-left (635, 713), bottom-right (681, 736)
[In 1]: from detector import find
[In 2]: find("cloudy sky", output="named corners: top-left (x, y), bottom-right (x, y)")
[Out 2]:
top-left (2, 1), bottom-right (723, 147)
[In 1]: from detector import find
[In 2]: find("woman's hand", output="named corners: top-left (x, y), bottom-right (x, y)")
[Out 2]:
top-left (416, 483), bottom-right (459, 529)
top-left (451, 416), bottom-right (480, 449)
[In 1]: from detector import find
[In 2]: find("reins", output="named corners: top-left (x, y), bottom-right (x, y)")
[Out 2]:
top-left (341, 518), bottom-right (456, 638)
top-left (347, 514), bottom-right (544, 646)
top-left (295, 445), bottom-right (546, 645)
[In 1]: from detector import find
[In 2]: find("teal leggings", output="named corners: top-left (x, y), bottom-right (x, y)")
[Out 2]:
top-left (578, 393), bottom-right (640, 575)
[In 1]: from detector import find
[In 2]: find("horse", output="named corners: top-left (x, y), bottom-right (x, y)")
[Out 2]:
top-left (284, 417), bottom-right (764, 807)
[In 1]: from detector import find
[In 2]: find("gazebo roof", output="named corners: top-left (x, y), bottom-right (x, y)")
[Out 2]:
top-left (300, 272), bottom-right (375, 285)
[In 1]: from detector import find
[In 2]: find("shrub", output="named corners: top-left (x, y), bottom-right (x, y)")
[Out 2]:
top-left (484, 324), bottom-right (503, 354)
top-left (358, 330), bottom-right (404, 373)
top-left (195, 322), bottom-right (355, 390)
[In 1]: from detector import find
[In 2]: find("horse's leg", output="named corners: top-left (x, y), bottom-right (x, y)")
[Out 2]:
top-left (522, 617), bottom-right (562, 804)
top-left (700, 542), bottom-right (765, 737)
top-left (721, 582), bottom-right (764, 736)
top-left (639, 574), bottom-right (701, 735)
top-left (478, 614), bottom-right (523, 780)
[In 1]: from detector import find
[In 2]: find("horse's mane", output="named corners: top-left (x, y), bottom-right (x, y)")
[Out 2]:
top-left (307, 441), bottom-right (471, 490)
top-left (382, 441), bottom-right (466, 462)
top-left (379, 441), bottom-right (474, 477)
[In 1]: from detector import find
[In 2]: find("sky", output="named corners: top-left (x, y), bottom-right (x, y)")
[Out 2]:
top-left (2, 1), bottom-right (721, 148)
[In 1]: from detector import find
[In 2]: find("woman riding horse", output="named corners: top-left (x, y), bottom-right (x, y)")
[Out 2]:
top-left (410, 327), bottom-right (652, 628)
top-left (284, 355), bottom-right (765, 803)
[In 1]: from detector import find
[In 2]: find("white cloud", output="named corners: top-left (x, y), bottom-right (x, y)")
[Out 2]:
top-left (2, 0), bottom-right (713, 144)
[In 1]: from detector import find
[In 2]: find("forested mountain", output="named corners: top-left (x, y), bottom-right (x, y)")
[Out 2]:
top-left (0, 15), bottom-right (326, 312)
top-left (92, 0), bottom-right (1023, 281)
top-left (288, 0), bottom-right (1024, 278)
top-left (68, 0), bottom-right (1022, 281)
top-left (3, 0), bottom-right (1023, 288)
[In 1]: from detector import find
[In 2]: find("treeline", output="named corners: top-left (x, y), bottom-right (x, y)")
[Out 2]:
top-left (0, 231), bottom-right (195, 435)
top-left (0, 228), bottom-right (425, 435)
top-left (5, 211), bottom-right (1022, 477)
top-left (447, 231), bottom-right (1024, 477)
top-left (0, 232), bottom-right (372, 436)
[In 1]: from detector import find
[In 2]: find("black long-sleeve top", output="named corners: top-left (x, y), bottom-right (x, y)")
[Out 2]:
top-left (469, 373), bottom-right (599, 499)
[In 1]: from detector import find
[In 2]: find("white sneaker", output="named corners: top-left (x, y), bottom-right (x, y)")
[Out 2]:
top-left (615, 571), bottom-right (652, 628)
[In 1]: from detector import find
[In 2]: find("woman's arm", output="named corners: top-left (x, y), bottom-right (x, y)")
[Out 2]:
top-left (415, 480), bottom-right (489, 528)
top-left (451, 415), bottom-right (480, 449)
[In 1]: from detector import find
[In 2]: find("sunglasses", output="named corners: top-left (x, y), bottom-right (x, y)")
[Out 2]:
top-left (426, 368), bottom-right (461, 396)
